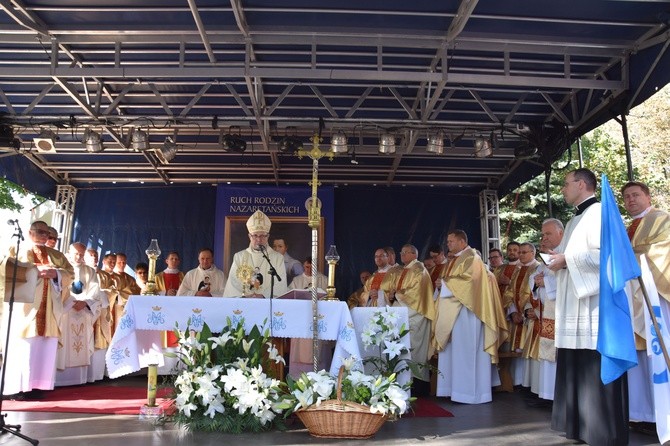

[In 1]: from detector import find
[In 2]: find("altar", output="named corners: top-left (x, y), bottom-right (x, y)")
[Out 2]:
top-left (105, 295), bottom-right (360, 378)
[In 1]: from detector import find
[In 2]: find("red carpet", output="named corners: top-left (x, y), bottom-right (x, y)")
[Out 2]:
top-left (2, 387), bottom-right (452, 418)
top-left (408, 398), bottom-right (454, 417)
top-left (2, 386), bottom-right (174, 415)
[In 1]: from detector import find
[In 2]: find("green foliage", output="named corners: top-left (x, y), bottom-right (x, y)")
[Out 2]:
top-left (0, 178), bottom-right (26, 211)
top-left (501, 84), bottom-right (670, 245)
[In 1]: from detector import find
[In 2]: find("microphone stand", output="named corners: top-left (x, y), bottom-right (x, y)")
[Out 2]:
top-left (259, 245), bottom-right (281, 300)
top-left (0, 221), bottom-right (39, 445)
top-left (259, 245), bottom-right (284, 379)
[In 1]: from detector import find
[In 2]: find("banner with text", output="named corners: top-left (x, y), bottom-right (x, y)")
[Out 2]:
top-left (214, 185), bottom-right (335, 274)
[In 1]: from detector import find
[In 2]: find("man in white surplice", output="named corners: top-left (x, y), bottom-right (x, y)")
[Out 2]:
top-left (548, 168), bottom-right (629, 446)
top-left (55, 242), bottom-right (104, 386)
top-left (223, 210), bottom-right (287, 298)
top-left (433, 230), bottom-right (508, 404)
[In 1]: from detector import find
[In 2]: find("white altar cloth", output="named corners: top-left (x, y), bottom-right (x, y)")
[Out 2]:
top-left (106, 295), bottom-right (360, 378)
top-left (350, 307), bottom-right (411, 386)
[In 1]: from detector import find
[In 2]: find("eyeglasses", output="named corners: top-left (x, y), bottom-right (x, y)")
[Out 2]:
top-left (488, 255), bottom-right (501, 260)
top-left (250, 233), bottom-right (269, 239)
top-left (31, 228), bottom-right (49, 236)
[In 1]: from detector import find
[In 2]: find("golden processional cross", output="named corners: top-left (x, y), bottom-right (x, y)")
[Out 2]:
top-left (296, 135), bottom-right (337, 372)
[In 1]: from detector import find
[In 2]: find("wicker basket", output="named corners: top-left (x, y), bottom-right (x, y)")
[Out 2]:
top-left (295, 366), bottom-right (387, 439)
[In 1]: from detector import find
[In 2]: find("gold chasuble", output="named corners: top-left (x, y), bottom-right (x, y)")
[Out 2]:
top-left (110, 272), bottom-right (141, 336)
top-left (494, 263), bottom-right (517, 308)
top-left (432, 248), bottom-right (508, 364)
top-left (503, 261), bottom-right (539, 351)
top-left (630, 208), bottom-right (670, 302)
top-left (628, 208), bottom-right (670, 349)
top-left (360, 267), bottom-right (399, 307)
top-left (93, 269), bottom-right (115, 350)
top-left (394, 259), bottom-right (436, 321)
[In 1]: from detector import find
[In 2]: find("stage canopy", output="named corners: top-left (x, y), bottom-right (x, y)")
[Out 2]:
top-left (0, 1), bottom-right (669, 198)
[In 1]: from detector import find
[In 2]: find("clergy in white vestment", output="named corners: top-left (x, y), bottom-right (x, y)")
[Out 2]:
top-left (548, 168), bottom-right (629, 446)
top-left (84, 248), bottom-right (114, 382)
top-left (55, 242), bottom-right (104, 386)
top-left (0, 220), bottom-right (74, 395)
top-left (288, 257), bottom-right (329, 377)
top-left (621, 181), bottom-right (670, 425)
top-left (177, 248), bottom-right (227, 297)
top-left (223, 210), bottom-right (287, 298)
top-left (524, 218), bottom-right (564, 401)
top-left (432, 229), bottom-right (508, 404)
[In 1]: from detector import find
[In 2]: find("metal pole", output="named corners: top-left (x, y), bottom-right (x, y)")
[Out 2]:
top-left (620, 114), bottom-right (634, 181)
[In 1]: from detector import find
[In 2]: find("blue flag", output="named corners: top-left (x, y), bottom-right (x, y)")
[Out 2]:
top-left (597, 174), bottom-right (640, 384)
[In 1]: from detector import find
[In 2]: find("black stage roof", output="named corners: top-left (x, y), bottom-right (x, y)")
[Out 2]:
top-left (1, 1), bottom-right (669, 198)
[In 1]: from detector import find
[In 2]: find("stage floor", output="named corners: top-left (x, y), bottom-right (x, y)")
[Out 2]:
top-left (0, 376), bottom-right (661, 446)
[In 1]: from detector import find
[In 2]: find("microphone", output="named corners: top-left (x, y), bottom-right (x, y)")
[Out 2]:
top-left (7, 219), bottom-right (17, 225)
top-left (259, 244), bottom-right (267, 253)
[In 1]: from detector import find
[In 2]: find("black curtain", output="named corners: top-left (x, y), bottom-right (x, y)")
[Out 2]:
top-left (72, 185), bottom-right (216, 271)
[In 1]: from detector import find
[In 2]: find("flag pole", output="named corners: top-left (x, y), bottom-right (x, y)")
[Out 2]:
top-left (636, 276), bottom-right (670, 370)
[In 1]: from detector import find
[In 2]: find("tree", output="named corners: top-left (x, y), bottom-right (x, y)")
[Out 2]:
top-left (500, 83), bottom-right (670, 246)
top-left (0, 178), bottom-right (26, 211)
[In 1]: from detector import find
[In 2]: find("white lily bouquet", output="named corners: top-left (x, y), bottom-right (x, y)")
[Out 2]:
top-left (281, 366), bottom-right (410, 418)
top-left (167, 318), bottom-right (287, 433)
top-left (275, 308), bottom-right (413, 438)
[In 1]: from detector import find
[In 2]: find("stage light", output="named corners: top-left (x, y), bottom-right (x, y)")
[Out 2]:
top-left (278, 136), bottom-right (303, 153)
top-left (156, 136), bottom-right (177, 163)
top-left (131, 129), bottom-right (149, 151)
top-left (34, 128), bottom-right (58, 153)
top-left (83, 129), bottom-right (103, 153)
top-left (474, 137), bottom-right (493, 158)
top-left (330, 131), bottom-right (348, 153)
top-left (0, 125), bottom-right (20, 150)
top-left (378, 132), bottom-right (396, 154)
top-left (220, 128), bottom-right (247, 153)
top-left (426, 130), bottom-right (445, 154)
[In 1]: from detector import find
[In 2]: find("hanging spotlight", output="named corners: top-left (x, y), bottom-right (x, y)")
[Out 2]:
top-left (330, 130), bottom-right (348, 153)
top-left (156, 136), bottom-right (177, 164)
top-left (220, 126), bottom-right (247, 153)
top-left (131, 128), bottom-right (149, 151)
top-left (426, 130), bottom-right (445, 154)
top-left (0, 125), bottom-right (20, 150)
top-left (278, 127), bottom-right (303, 153)
top-left (83, 129), bottom-right (103, 153)
top-left (378, 132), bottom-right (396, 154)
top-left (34, 128), bottom-right (58, 153)
top-left (474, 137), bottom-right (493, 158)
top-left (278, 136), bottom-right (303, 153)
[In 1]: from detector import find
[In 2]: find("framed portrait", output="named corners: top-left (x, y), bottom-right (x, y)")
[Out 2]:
top-left (223, 216), bottom-right (326, 275)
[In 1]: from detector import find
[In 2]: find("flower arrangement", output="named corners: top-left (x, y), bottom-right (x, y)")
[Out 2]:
top-left (167, 318), bottom-right (287, 433)
top-left (360, 306), bottom-right (421, 379)
top-left (280, 367), bottom-right (410, 418)
top-left (278, 307), bottom-right (414, 422)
